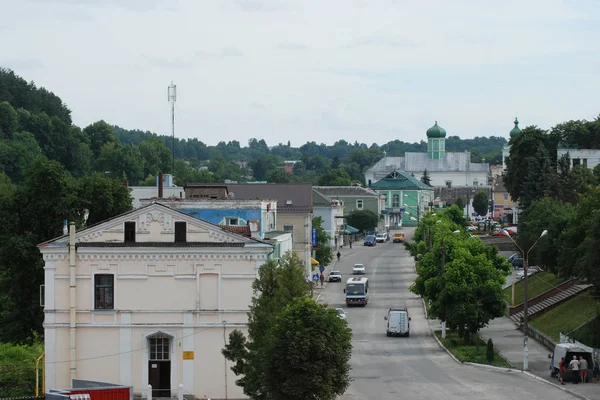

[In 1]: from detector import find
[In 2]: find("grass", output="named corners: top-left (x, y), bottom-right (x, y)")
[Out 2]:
top-left (435, 330), bottom-right (512, 368)
top-left (530, 292), bottom-right (598, 342)
top-left (503, 271), bottom-right (566, 306)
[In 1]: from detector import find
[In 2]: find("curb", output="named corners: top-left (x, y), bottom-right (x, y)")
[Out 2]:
top-left (429, 324), bottom-right (462, 364)
top-left (522, 371), bottom-right (593, 400)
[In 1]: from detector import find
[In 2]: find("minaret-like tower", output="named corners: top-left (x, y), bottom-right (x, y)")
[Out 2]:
top-left (426, 121), bottom-right (447, 160)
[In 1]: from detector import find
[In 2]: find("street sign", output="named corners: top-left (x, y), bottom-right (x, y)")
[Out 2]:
top-left (319, 265), bottom-right (324, 272)
top-left (183, 351), bottom-right (194, 360)
top-left (312, 228), bottom-right (317, 247)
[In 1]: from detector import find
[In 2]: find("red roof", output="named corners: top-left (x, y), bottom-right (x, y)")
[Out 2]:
top-left (220, 225), bottom-right (251, 237)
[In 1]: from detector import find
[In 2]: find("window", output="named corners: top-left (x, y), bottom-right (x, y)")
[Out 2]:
top-left (583, 159), bottom-right (588, 167)
top-left (124, 222), bottom-right (136, 243)
top-left (392, 194), bottom-right (399, 208)
top-left (503, 194), bottom-right (509, 201)
top-left (95, 274), bottom-right (114, 310)
top-left (473, 180), bottom-right (478, 186)
top-left (149, 337), bottom-right (170, 360)
top-left (573, 158), bottom-right (581, 166)
top-left (174, 221), bottom-right (187, 243)
top-left (445, 180), bottom-right (452, 188)
top-left (356, 199), bottom-right (363, 210)
top-left (226, 217), bottom-right (239, 226)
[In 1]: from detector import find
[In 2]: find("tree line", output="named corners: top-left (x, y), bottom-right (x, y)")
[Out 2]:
top-left (503, 118), bottom-right (600, 299)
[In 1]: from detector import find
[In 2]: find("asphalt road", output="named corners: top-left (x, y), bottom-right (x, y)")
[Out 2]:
top-left (320, 228), bottom-right (577, 400)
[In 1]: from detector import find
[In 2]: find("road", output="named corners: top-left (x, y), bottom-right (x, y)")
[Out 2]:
top-left (320, 228), bottom-right (577, 400)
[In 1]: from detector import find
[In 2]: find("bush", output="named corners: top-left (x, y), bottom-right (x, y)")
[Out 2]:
top-left (486, 339), bottom-right (494, 362)
top-left (0, 340), bottom-right (43, 397)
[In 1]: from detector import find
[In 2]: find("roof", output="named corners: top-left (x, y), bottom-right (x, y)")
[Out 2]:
top-left (494, 176), bottom-right (508, 192)
top-left (185, 183), bottom-right (312, 213)
top-left (312, 189), bottom-right (333, 206)
top-left (427, 121), bottom-right (447, 138)
top-left (510, 118), bottom-right (521, 138)
top-left (366, 153), bottom-right (489, 177)
top-left (369, 170), bottom-right (434, 191)
top-left (220, 225), bottom-right (251, 237)
top-left (312, 186), bottom-right (380, 197)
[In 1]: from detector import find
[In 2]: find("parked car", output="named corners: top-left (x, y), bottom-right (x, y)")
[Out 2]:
top-left (353, 264), bottom-right (366, 275)
top-left (509, 254), bottom-right (524, 269)
top-left (335, 308), bottom-right (347, 320)
top-left (515, 267), bottom-right (542, 279)
top-left (328, 270), bottom-right (342, 282)
top-left (392, 232), bottom-right (406, 243)
top-left (375, 232), bottom-right (387, 243)
top-left (364, 235), bottom-right (376, 246)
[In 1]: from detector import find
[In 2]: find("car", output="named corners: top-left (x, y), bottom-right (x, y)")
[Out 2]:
top-left (364, 235), bottom-right (376, 246)
top-left (508, 253), bottom-right (524, 269)
top-left (375, 232), bottom-right (387, 243)
top-left (516, 267), bottom-right (542, 279)
top-left (392, 232), bottom-right (406, 243)
top-left (467, 226), bottom-right (478, 232)
top-left (335, 308), bottom-right (347, 320)
top-left (328, 270), bottom-right (342, 282)
top-left (353, 264), bottom-right (366, 275)
top-left (492, 230), bottom-right (514, 236)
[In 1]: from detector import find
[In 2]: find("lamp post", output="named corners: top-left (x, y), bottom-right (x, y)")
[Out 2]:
top-left (503, 229), bottom-right (548, 371)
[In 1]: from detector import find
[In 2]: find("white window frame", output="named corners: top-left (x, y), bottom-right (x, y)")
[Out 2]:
top-left (356, 199), bottom-right (364, 210)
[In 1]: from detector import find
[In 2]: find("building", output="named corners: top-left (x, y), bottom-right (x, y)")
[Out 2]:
top-left (369, 170), bottom-right (435, 227)
top-left (556, 147), bottom-right (600, 170)
top-left (312, 188), bottom-right (344, 247)
top-left (502, 118), bottom-right (522, 171)
top-left (312, 186), bottom-right (385, 232)
top-left (39, 202), bottom-right (273, 399)
top-left (129, 174), bottom-right (185, 208)
top-left (184, 183), bottom-right (313, 278)
top-left (365, 122), bottom-right (490, 188)
top-left (492, 176), bottom-right (517, 224)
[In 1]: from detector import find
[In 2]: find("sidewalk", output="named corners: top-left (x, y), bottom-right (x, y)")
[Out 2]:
top-left (479, 317), bottom-right (599, 400)
top-left (312, 245), bottom-right (362, 294)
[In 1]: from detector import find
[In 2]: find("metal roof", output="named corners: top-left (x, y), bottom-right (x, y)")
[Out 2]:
top-left (312, 186), bottom-right (380, 197)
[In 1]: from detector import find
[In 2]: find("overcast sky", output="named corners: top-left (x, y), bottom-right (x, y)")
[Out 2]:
top-left (1, 0), bottom-right (599, 147)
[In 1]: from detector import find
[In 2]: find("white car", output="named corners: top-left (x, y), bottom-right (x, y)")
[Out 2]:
top-left (353, 264), bottom-right (366, 275)
top-left (335, 308), bottom-right (347, 320)
top-left (375, 233), bottom-right (387, 243)
top-left (328, 270), bottom-right (342, 282)
top-left (516, 267), bottom-right (541, 280)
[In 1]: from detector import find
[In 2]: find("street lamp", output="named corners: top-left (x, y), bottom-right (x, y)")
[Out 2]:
top-left (440, 229), bottom-right (460, 339)
top-left (502, 229), bottom-right (548, 371)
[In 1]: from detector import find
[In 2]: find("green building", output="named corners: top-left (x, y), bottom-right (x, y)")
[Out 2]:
top-left (369, 170), bottom-right (434, 227)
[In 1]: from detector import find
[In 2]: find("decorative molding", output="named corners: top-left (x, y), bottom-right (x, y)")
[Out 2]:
top-left (222, 274), bottom-right (257, 279)
top-left (68, 252), bottom-right (268, 262)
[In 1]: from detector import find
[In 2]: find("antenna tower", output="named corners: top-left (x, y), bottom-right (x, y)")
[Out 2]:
top-left (168, 82), bottom-right (177, 177)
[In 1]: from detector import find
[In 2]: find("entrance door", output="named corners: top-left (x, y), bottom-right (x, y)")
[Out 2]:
top-left (148, 336), bottom-right (171, 398)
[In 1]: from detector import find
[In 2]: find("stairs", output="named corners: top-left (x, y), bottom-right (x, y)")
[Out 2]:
top-left (510, 284), bottom-right (593, 325)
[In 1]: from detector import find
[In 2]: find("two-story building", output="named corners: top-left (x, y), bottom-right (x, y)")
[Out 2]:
top-left (184, 183), bottom-right (313, 279)
top-left (39, 202), bottom-right (273, 399)
top-left (312, 188), bottom-right (344, 247)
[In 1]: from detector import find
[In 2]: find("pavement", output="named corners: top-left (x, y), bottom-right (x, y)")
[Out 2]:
top-left (316, 229), bottom-right (582, 400)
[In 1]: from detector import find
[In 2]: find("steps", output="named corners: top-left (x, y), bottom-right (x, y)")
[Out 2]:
top-left (510, 284), bottom-right (593, 325)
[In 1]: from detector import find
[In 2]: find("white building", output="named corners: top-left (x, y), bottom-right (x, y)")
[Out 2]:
top-left (129, 174), bottom-right (185, 208)
top-left (365, 122), bottom-right (490, 188)
top-left (556, 148), bottom-right (600, 170)
top-left (312, 188), bottom-right (344, 247)
top-left (39, 202), bottom-right (273, 399)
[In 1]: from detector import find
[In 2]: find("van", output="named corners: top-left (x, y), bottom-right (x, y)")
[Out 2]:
top-left (548, 343), bottom-right (595, 381)
top-left (384, 307), bottom-right (411, 337)
top-left (364, 235), bottom-right (376, 246)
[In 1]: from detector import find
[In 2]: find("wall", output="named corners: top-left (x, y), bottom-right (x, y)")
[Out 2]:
top-left (557, 149), bottom-right (600, 170)
top-left (313, 207), bottom-right (336, 247)
top-left (508, 280), bottom-right (576, 316)
top-left (427, 171), bottom-right (489, 187)
top-left (129, 187), bottom-right (184, 208)
top-left (278, 213), bottom-right (311, 277)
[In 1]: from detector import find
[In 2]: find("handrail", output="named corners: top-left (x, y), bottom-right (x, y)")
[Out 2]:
top-left (36, 352), bottom-right (45, 397)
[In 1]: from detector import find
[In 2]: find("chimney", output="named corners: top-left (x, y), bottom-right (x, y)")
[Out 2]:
top-left (158, 172), bottom-right (164, 198)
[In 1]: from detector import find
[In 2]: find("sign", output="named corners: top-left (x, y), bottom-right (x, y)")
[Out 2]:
top-left (312, 228), bottom-right (317, 247)
top-left (319, 265), bottom-right (324, 272)
top-left (183, 351), bottom-right (194, 360)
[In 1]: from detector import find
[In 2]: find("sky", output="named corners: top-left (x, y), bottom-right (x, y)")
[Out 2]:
top-left (1, 0), bottom-right (599, 147)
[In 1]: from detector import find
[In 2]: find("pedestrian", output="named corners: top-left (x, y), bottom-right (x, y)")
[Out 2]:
top-left (579, 356), bottom-right (588, 383)
top-left (349, 240), bottom-right (352, 249)
top-left (320, 273), bottom-right (324, 287)
top-left (558, 357), bottom-right (566, 385)
top-left (337, 251), bottom-right (341, 261)
top-left (569, 355), bottom-right (580, 384)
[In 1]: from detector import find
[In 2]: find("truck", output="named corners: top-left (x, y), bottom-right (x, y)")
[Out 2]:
top-left (384, 307), bottom-right (411, 337)
top-left (343, 277), bottom-right (369, 307)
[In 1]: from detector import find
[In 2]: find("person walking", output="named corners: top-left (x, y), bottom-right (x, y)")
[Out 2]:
top-left (319, 273), bottom-right (324, 287)
top-left (569, 355), bottom-right (580, 384)
top-left (558, 357), bottom-right (566, 385)
top-left (337, 251), bottom-right (341, 261)
top-left (579, 356), bottom-right (588, 383)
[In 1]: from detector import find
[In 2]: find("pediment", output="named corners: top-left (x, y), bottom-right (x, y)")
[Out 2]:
top-left (42, 202), bottom-right (254, 246)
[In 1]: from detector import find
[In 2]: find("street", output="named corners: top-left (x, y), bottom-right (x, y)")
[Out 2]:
top-left (319, 228), bottom-right (578, 400)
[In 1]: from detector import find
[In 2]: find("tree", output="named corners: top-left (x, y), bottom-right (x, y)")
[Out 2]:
top-left (0, 101), bottom-right (18, 139)
top-left (346, 210), bottom-right (379, 233)
top-left (222, 253), bottom-right (309, 399)
top-left (472, 190), bottom-right (488, 217)
top-left (138, 138), bottom-right (173, 176)
top-left (265, 297), bottom-right (352, 399)
top-left (454, 198), bottom-right (465, 212)
top-left (420, 169), bottom-right (432, 186)
top-left (74, 173), bottom-right (133, 226)
top-left (312, 216), bottom-right (332, 267)
top-left (317, 168), bottom-right (352, 186)
top-left (83, 120), bottom-right (119, 158)
top-left (267, 168), bottom-right (291, 183)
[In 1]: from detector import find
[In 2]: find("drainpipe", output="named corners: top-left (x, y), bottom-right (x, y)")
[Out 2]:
top-left (69, 222), bottom-right (77, 382)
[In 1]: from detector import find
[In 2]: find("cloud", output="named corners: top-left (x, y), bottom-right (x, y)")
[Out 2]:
top-left (144, 47), bottom-right (243, 68)
top-left (276, 41), bottom-right (308, 51)
top-left (348, 34), bottom-right (416, 48)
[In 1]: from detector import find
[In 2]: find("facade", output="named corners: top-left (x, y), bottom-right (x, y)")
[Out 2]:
top-left (312, 186), bottom-right (385, 231)
top-left (369, 170), bottom-right (435, 227)
top-left (184, 183), bottom-right (313, 279)
top-left (39, 202), bottom-right (273, 399)
top-left (492, 176), bottom-right (518, 224)
top-left (556, 148), bottom-right (600, 170)
top-left (129, 174), bottom-right (185, 209)
top-left (312, 188), bottom-right (344, 247)
top-left (365, 122), bottom-right (489, 188)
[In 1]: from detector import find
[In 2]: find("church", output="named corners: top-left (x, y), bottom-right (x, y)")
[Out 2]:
top-left (364, 121), bottom-right (490, 189)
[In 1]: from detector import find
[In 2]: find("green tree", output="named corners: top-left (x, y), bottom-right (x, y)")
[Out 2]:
top-left (346, 210), bottom-right (379, 233)
top-left (222, 253), bottom-right (309, 399)
top-left (0, 101), bottom-right (18, 139)
top-left (312, 216), bottom-right (332, 267)
top-left (420, 169), bottom-right (432, 186)
top-left (96, 143), bottom-right (144, 185)
top-left (317, 168), bottom-right (352, 186)
top-left (265, 297), bottom-right (352, 400)
top-left (83, 120), bottom-right (119, 158)
top-left (138, 138), bottom-right (173, 176)
top-left (74, 173), bottom-right (133, 226)
top-left (472, 190), bottom-right (488, 217)
top-left (454, 198), bottom-right (464, 212)
top-left (267, 168), bottom-right (291, 183)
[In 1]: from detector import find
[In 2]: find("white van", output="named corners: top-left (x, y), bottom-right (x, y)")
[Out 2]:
top-left (549, 343), bottom-right (595, 381)
top-left (384, 307), bottom-right (411, 337)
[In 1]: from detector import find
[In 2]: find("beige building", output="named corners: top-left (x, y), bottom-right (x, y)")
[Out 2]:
top-left (39, 202), bottom-right (272, 399)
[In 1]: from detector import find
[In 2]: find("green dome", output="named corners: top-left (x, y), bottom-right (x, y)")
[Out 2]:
top-left (426, 121), bottom-right (446, 138)
top-left (510, 117), bottom-right (521, 138)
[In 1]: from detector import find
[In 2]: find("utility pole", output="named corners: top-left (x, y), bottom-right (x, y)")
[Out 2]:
top-left (168, 82), bottom-right (177, 176)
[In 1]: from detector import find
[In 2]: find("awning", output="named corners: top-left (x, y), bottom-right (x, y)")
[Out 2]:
top-left (345, 225), bottom-right (359, 234)
top-left (311, 257), bottom-right (320, 265)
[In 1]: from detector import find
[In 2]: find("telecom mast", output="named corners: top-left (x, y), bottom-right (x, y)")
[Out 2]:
top-left (168, 82), bottom-right (177, 176)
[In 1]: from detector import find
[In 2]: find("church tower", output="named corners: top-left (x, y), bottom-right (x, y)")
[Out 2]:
top-left (426, 121), bottom-right (446, 160)
top-left (502, 118), bottom-right (521, 170)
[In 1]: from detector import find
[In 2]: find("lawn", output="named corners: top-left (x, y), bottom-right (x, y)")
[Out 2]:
top-left (530, 292), bottom-right (598, 342)
top-left (503, 271), bottom-right (566, 306)
top-left (435, 330), bottom-right (512, 368)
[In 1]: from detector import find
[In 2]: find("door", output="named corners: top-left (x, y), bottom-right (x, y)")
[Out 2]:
top-left (148, 336), bottom-right (171, 398)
